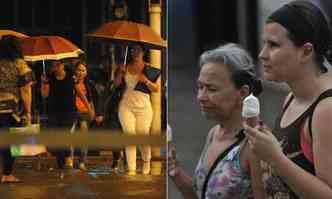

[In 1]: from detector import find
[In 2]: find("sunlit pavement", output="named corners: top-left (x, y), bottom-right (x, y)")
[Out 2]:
top-left (0, 157), bottom-right (166, 199)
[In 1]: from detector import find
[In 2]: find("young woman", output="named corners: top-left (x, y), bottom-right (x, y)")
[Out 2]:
top-left (118, 45), bottom-right (159, 175)
top-left (74, 62), bottom-right (95, 171)
top-left (244, 1), bottom-right (332, 198)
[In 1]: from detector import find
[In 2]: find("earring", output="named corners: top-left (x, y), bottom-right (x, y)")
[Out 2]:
top-left (303, 42), bottom-right (313, 52)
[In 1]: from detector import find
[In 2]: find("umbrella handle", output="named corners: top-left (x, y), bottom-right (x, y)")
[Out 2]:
top-left (42, 60), bottom-right (46, 75)
top-left (123, 46), bottom-right (128, 71)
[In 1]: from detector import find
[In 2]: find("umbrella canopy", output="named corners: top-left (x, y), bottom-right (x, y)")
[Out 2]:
top-left (21, 36), bottom-right (83, 62)
top-left (0, 29), bottom-right (29, 40)
top-left (87, 20), bottom-right (166, 50)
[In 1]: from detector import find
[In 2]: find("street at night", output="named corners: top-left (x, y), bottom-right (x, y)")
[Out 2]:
top-left (0, 157), bottom-right (166, 199)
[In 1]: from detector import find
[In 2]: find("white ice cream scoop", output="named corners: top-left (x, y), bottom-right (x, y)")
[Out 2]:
top-left (242, 94), bottom-right (260, 118)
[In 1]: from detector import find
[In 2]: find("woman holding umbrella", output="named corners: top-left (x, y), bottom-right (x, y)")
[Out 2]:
top-left (0, 35), bottom-right (33, 183)
top-left (117, 45), bottom-right (159, 175)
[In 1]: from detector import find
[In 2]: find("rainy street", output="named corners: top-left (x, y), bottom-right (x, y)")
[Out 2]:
top-left (1, 1), bottom-right (167, 198)
top-left (0, 157), bottom-right (166, 199)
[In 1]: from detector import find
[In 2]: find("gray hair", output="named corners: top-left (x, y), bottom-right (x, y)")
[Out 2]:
top-left (199, 43), bottom-right (262, 95)
top-left (199, 43), bottom-right (256, 77)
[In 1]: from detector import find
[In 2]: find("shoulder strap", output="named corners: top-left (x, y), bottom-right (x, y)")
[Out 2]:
top-left (201, 130), bottom-right (245, 199)
top-left (282, 94), bottom-right (294, 114)
top-left (308, 89), bottom-right (332, 137)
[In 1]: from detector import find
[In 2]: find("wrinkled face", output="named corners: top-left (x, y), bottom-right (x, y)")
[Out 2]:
top-left (75, 64), bottom-right (87, 80)
top-left (259, 22), bottom-right (302, 82)
top-left (197, 62), bottom-right (242, 122)
top-left (131, 45), bottom-right (144, 61)
top-left (52, 61), bottom-right (64, 74)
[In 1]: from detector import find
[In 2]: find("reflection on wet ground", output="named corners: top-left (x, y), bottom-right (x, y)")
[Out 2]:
top-left (0, 158), bottom-right (166, 199)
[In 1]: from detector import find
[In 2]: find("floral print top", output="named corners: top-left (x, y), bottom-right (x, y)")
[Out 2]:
top-left (0, 59), bottom-right (19, 97)
top-left (193, 136), bottom-right (253, 199)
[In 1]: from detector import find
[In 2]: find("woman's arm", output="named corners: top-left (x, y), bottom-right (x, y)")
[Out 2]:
top-left (20, 81), bottom-right (32, 123)
top-left (168, 145), bottom-right (198, 199)
top-left (243, 99), bottom-right (332, 199)
top-left (90, 82), bottom-right (105, 124)
top-left (169, 168), bottom-right (199, 199)
top-left (41, 74), bottom-right (50, 98)
top-left (17, 61), bottom-right (33, 123)
top-left (139, 74), bottom-right (159, 92)
top-left (114, 65), bottom-right (125, 86)
top-left (169, 126), bottom-right (218, 199)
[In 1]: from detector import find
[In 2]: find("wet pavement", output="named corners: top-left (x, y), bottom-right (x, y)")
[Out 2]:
top-left (0, 157), bottom-right (166, 199)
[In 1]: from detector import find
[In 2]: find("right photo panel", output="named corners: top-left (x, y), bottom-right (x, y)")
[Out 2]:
top-left (168, 0), bottom-right (332, 198)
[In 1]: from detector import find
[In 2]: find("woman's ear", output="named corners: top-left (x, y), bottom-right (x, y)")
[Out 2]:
top-left (300, 42), bottom-right (314, 63)
top-left (239, 85), bottom-right (250, 100)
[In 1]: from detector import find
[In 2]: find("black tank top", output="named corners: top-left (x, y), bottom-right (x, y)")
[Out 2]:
top-left (264, 89), bottom-right (332, 198)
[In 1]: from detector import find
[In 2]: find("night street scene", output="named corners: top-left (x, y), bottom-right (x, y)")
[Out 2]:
top-left (0, 0), bottom-right (167, 198)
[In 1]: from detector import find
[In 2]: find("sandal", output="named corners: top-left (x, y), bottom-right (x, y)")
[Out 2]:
top-left (1, 175), bottom-right (21, 183)
top-left (142, 161), bottom-right (151, 175)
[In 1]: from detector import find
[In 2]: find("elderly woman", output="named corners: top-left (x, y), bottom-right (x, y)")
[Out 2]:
top-left (168, 43), bottom-right (266, 199)
top-left (0, 35), bottom-right (33, 183)
top-left (244, 1), bottom-right (332, 198)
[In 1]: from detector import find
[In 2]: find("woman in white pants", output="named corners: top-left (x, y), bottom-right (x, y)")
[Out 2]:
top-left (118, 45), bottom-right (159, 175)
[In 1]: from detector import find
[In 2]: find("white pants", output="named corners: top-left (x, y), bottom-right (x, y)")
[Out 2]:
top-left (118, 104), bottom-right (153, 171)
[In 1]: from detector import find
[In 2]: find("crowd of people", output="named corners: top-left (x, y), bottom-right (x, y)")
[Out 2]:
top-left (0, 34), bottom-right (160, 183)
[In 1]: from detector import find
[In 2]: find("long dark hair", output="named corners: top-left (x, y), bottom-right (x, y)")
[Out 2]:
top-left (127, 44), bottom-right (148, 64)
top-left (0, 35), bottom-right (23, 61)
top-left (267, 0), bottom-right (332, 73)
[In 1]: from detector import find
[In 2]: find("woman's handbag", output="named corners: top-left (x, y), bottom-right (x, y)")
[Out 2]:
top-left (134, 65), bottom-right (161, 94)
top-left (0, 92), bottom-right (22, 121)
top-left (0, 93), bottom-right (19, 112)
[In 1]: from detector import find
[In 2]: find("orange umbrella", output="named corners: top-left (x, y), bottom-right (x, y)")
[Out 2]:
top-left (0, 29), bottom-right (29, 40)
top-left (21, 36), bottom-right (83, 62)
top-left (87, 20), bottom-right (166, 50)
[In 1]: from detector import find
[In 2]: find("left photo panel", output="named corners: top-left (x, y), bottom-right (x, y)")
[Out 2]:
top-left (0, 0), bottom-right (167, 198)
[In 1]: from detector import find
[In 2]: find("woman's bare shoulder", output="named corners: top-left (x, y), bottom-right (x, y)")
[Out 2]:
top-left (16, 59), bottom-right (31, 75)
top-left (206, 125), bottom-right (220, 143)
top-left (312, 97), bottom-right (332, 131)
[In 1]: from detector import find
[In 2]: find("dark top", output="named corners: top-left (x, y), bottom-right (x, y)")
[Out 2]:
top-left (48, 73), bottom-right (76, 120)
top-left (82, 79), bottom-right (105, 116)
top-left (264, 89), bottom-right (332, 198)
